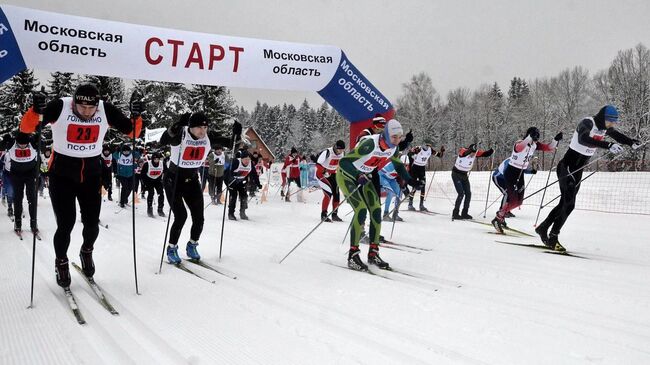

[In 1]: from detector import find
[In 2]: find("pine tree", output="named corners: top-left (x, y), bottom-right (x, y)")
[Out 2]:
top-left (82, 75), bottom-right (127, 111)
top-left (188, 84), bottom-right (236, 135)
top-left (0, 69), bottom-right (40, 131)
top-left (47, 71), bottom-right (76, 98)
top-left (296, 99), bottom-right (314, 154)
top-left (132, 80), bottom-right (189, 128)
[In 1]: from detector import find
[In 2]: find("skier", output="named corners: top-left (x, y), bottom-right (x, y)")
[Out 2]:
top-left (379, 160), bottom-right (404, 222)
top-left (100, 145), bottom-right (114, 201)
top-left (159, 112), bottom-right (230, 263)
top-left (39, 148), bottom-right (51, 197)
top-left (491, 127), bottom-right (562, 234)
top-left (207, 145), bottom-right (225, 204)
top-left (113, 145), bottom-right (140, 208)
top-left (225, 149), bottom-right (252, 220)
top-left (315, 140), bottom-right (345, 222)
top-left (451, 143), bottom-right (494, 220)
top-left (2, 139), bottom-right (15, 218)
top-left (140, 151), bottom-right (166, 217)
top-left (337, 119), bottom-right (412, 271)
top-left (407, 144), bottom-right (444, 212)
top-left (6, 132), bottom-right (40, 234)
top-left (282, 147), bottom-right (301, 202)
top-left (492, 157), bottom-right (538, 218)
top-left (536, 105), bottom-right (641, 251)
top-left (20, 83), bottom-right (144, 288)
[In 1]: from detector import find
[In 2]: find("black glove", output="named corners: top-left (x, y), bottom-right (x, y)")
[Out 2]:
top-left (232, 119), bottom-right (242, 145)
top-left (404, 130), bottom-right (413, 144)
top-left (468, 144), bottom-right (477, 153)
top-left (554, 132), bottom-right (563, 141)
top-left (483, 148), bottom-right (494, 157)
top-left (257, 183), bottom-right (263, 189)
top-left (32, 91), bottom-right (47, 114)
top-left (129, 91), bottom-right (144, 117)
top-left (357, 174), bottom-right (370, 186)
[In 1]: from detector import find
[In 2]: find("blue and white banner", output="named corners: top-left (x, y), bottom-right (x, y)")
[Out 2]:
top-left (0, 4), bottom-right (393, 127)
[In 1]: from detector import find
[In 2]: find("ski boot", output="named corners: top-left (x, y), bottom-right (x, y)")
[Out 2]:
top-left (186, 241), bottom-right (201, 260)
top-left (228, 211), bottom-right (237, 221)
top-left (79, 248), bottom-right (95, 277)
top-left (107, 193), bottom-right (113, 201)
top-left (407, 203), bottom-right (416, 211)
top-left (55, 258), bottom-right (71, 288)
top-left (331, 212), bottom-right (343, 222)
top-left (547, 233), bottom-right (566, 253)
top-left (158, 208), bottom-right (166, 217)
top-left (535, 225), bottom-right (549, 245)
top-left (147, 206), bottom-right (155, 218)
top-left (419, 204), bottom-right (429, 212)
top-left (14, 220), bottom-right (22, 233)
top-left (368, 243), bottom-right (390, 269)
top-left (166, 244), bottom-right (182, 264)
top-left (460, 212), bottom-right (473, 220)
top-left (491, 214), bottom-right (506, 234)
top-left (382, 212), bottom-right (392, 222)
top-left (321, 211), bottom-right (332, 222)
top-left (452, 210), bottom-right (462, 220)
top-left (347, 246), bottom-right (368, 271)
top-left (505, 211), bottom-right (516, 218)
top-left (240, 209), bottom-right (249, 220)
top-left (393, 212), bottom-right (404, 222)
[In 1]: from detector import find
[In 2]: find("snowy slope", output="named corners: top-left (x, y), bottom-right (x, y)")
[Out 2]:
top-left (2, 171), bottom-right (650, 365)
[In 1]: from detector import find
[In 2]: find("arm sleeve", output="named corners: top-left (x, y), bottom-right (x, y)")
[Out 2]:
top-left (140, 162), bottom-right (149, 176)
top-left (207, 131), bottom-right (231, 148)
top-left (576, 119), bottom-right (611, 149)
top-left (104, 103), bottom-right (143, 138)
top-left (514, 137), bottom-right (532, 152)
top-left (536, 141), bottom-right (557, 152)
top-left (20, 99), bottom-right (64, 133)
top-left (476, 149), bottom-right (493, 157)
top-left (339, 138), bottom-right (374, 177)
top-left (458, 148), bottom-right (472, 157)
top-left (159, 128), bottom-right (182, 146)
top-left (606, 128), bottom-right (635, 146)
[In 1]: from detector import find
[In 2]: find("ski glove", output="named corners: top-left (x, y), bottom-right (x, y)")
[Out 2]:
top-left (130, 100), bottom-right (144, 117)
top-left (632, 139), bottom-right (643, 150)
top-left (32, 92), bottom-right (47, 114)
top-left (482, 148), bottom-right (494, 157)
top-left (468, 144), bottom-right (477, 153)
top-left (608, 143), bottom-right (624, 154)
top-left (404, 130), bottom-right (414, 144)
top-left (554, 132), bottom-right (563, 141)
top-left (357, 174), bottom-right (370, 186)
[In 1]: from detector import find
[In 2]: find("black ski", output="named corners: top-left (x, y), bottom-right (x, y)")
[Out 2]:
top-left (381, 239), bottom-right (432, 252)
top-left (172, 262), bottom-right (216, 284)
top-left (494, 240), bottom-right (547, 249)
top-left (71, 262), bottom-right (119, 315)
top-left (186, 259), bottom-right (237, 279)
top-left (63, 287), bottom-right (86, 325)
top-left (543, 250), bottom-right (589, 259)
top-left (321, 260), bottom-right (392, 280)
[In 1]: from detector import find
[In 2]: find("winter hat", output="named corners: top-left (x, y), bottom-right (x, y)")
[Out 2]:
top-left (15, 132), bottom-right (30, 145)
top-left (189, 112), bottom-right (209, 128)
top-left (152, 152), bottom-right (162, 159)
top-left (383, 119), bottom-right (404, 147)
top-left (335, 140), bottom-right (346, 150)
top-left (122, 145), bottom-right (132, 152)
top-left (372, 114), bottom-right (387, 128)
top-left (74, 83), bottom-right (100, 106)
top-left (602, 105), bottom-right (619, 123)
top-left (239, 150), bottom-right (250, 159)
top-left (291, 147), bottom-right (298, 154)
top-left (525, 127), bottom-right (540, 141)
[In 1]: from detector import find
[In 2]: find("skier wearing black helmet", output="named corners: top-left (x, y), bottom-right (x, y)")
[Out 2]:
top-left (140, 151), bottom-right (166, 217)
top-left (20, 83), bottom-right (145, 288)
top-left (536, 105), bottom-right (641, 252)
top-left (315, 139), bottom-right (346, 222)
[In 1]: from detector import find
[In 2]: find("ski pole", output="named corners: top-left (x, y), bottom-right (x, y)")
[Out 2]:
top-left (483, 154), bottom-right (495, 218)
top-left (130, 92), bottom-right (142, 294)
top-left (540, 169), bottom-right (598, 210)
top-left (533, 144), bottom-right (559, 226)
top-left (29, 92), bottom-right (45, 309)
top-left (158, 128), bottom-right (185, 274)
top-left (219, 121), bottom-right (242, 260)
top-left (280, 182), bottom-right (363, 264)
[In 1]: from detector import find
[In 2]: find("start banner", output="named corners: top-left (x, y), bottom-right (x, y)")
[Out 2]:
top-left (0, 4), bottom-right (393, 127)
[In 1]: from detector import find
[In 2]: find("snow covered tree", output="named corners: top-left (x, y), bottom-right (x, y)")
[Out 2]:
top-left (296, 99), bottom-right (315, 154)
top-left (132, 80), bottom-right (189, 128)
top-left (188, 84), bottom-right (237, 135)
top-left (0, 69), bottom-right (40, 131)
top-left (47, 71), bottom-right (76, 98)
top-left (395, 72), bottom-right (442, 145)
top-left (82, 75), bottom-right (127, 111)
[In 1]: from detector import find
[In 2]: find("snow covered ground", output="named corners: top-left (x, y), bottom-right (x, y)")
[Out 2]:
top-left (2, 171), bottom-right (650, 364)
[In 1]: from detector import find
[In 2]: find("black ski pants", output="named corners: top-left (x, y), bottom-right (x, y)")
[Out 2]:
top-left (164, 172), bottom-right (204, 245)
top-left (451, 170), bottom-right (471, 215)
top-left (49, 173), bottom-right (101, 259)
top-left (539, 160), bottom-right (582, 235)
top-left (10, 172), bottom-right (38, 229)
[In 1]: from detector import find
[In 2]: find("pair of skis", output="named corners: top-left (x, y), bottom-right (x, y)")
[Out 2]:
top-left (171, 259), bottom-right (238, 283)
top-left (62, 262), bottom-right (119, 325)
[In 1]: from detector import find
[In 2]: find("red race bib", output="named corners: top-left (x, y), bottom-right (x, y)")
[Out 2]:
top-left (182, 146), bottom-right (206, 161)
top-left (67, 124), bottom-right (100, 144)
top-left (15, 149), bottom-right (32, 158)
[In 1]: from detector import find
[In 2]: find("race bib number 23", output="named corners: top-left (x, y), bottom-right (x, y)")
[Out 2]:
top-left (67, 124), bottom-right (100, 144)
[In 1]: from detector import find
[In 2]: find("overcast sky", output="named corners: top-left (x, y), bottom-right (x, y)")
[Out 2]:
top-left (6, 0), bottom-right (650, 110)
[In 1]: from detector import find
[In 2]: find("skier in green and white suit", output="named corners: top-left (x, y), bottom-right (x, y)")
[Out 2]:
top-left (336, 119), bottom-right (412, 271)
